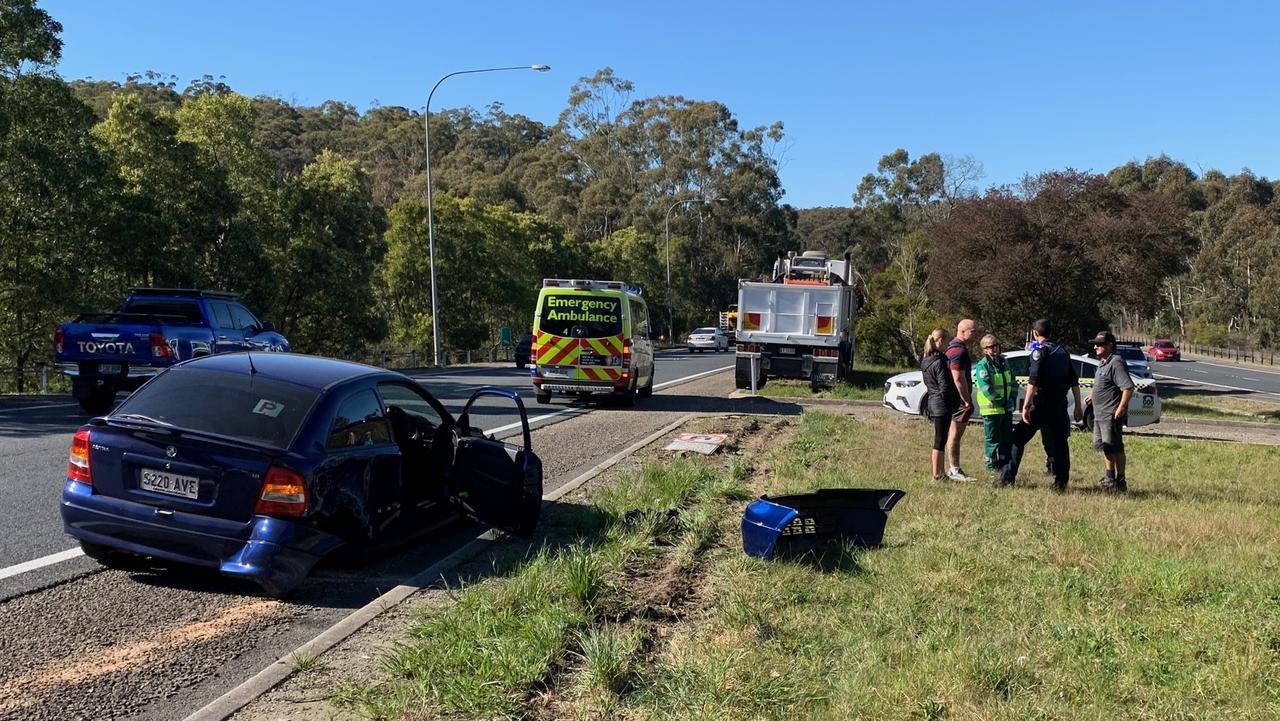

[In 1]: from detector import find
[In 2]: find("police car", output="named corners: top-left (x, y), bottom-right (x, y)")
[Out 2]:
top-left (882, 349), bottom-right (1162, 428)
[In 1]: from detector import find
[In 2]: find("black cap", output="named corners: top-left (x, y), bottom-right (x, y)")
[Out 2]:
top-left (1091, 330), bottom-right (1116, 346)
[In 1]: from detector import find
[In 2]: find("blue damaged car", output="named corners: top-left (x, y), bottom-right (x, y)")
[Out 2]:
top-left (59, 352), bottom-right (542, 596)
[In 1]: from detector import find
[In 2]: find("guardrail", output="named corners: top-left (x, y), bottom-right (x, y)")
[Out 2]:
top-left (1119, 335), bottom-right (1278, 366)
top-left (340, 345), bottom-right (518, 369)
top-left (3, 363), bottom-right (53, 394)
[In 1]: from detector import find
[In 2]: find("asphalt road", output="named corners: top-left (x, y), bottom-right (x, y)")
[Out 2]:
top-left (0, 349), bottom-right (735, 600)
top-left (1151, 357), bottom-right (1280, 397)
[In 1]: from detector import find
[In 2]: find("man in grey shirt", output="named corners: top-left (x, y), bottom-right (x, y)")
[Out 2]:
top-left (1087, 331), bottom-right (1135, 493)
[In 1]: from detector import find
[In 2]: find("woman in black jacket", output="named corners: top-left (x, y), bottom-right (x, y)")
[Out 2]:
top-left (921, 328), bottom-right (961, 480)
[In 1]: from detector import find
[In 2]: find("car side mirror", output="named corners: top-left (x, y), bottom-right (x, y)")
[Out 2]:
top-left (260, 321), bottom-right (276, 333)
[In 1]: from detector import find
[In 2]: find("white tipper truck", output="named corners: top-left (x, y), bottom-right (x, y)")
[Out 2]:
top-left (734, 250), bottom-right (863, 392)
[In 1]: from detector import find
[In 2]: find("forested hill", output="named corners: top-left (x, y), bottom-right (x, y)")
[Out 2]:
top-left (4, 1), bottom-right (1277, 393)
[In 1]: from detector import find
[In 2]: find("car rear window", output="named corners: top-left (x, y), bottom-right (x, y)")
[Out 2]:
top-left (693, 328), bottom-right (717, 334)
top-left (120, 300), bottom-right (204, 324)
top-left (1156, 341), bottom-right (1175, 348)
top-left (538, 293), bottom-right (622, 339)
top-left (112, 367), bottom-right (319, 448)
top-left (1116, 347), bottom-right (1146, 362)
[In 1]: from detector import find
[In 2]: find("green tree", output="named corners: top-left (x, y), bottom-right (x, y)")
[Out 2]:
top-left (271, 150), bottom-right (386, 354)
top-left (0, 1), bottom-right (110, 389)
top-left (380, 193), bottom-right (576, 351)
top-left (92, 94), bottom-right (232, 287)
top-left (176, 92), bottom-right (282, 309)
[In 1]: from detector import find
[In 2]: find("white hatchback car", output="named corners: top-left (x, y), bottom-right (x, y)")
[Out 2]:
top-left (1113, 344), bottom-right (1154, 380)
top-left (687, 327), bottom-right (730, 353)
top-left (882, 349), bottom-right (1162, 428)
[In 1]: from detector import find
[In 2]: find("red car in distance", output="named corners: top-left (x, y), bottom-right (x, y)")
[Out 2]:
top-left (1148, 339), bottom-right (1181, 361)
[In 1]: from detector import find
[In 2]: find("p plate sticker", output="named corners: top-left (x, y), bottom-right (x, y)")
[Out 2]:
top-left (253, 399), bottom-right (285, 417)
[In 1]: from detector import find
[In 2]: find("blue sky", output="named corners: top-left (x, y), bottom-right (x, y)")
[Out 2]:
top-left (42, 1), bottom-right (1280, 208)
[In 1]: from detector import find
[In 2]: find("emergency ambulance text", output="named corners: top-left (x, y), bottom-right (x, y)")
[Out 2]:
top-left (542, 295), bottom-right (620, 324)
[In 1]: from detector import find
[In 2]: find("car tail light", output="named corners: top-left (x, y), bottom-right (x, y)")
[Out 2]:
top-left (737, 343), bottom-right (761, 353)
top-left (254, 466), bottom-right (307, 517)
top-left (68, 428), bottom-right (92, 485)
top-left (54, 328), bottom-right (64, 355)
top-left (150, 332), bottom-right (172, 358)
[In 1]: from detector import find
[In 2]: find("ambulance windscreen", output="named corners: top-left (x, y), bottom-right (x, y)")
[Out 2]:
top-left (539, 293), bottom-right (622, 338)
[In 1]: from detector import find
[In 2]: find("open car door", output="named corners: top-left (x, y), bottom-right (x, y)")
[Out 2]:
top-left (450, 387), bottom-right (543, 536)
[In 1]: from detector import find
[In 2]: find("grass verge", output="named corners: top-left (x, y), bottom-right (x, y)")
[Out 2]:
top-left (757, 364), bottom-right (910, 401)
top-left (1162, 397), bottom-right (1280, 425)
top-left (337, 412), bottom-right (1280, 720)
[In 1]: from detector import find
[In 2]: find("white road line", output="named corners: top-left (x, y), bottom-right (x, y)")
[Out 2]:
top-left (480, 364), bottom-right (734, 436)
top-left (0, 402), bottom-right (80, 414)
top-left (1190, 360), bottom-right (1280, 377)
top-left (0, 547), bottom-right (84, 581)
top-left (1155, 373), bottom-right (1280, 398)
top-left (1241, 377), bottom-right (1261, 382)
top-left (655, 364), bottom-right (735, 390)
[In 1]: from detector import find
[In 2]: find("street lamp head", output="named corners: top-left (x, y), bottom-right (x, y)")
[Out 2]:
top-left (531, 64), bottom-right (551, 72)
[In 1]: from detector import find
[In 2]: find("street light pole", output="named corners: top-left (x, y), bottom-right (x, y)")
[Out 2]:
top-left (663, 197), bottom-right (722, 345)
top-left (426, 64), bottom-right (550, 366)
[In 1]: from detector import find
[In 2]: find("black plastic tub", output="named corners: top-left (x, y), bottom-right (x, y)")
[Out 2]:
top-left (742, 488), bottom-right (906, 559)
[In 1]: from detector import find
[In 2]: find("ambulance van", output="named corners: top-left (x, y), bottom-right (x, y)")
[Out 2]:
top-left (531, 279), bottom-right (655, 405)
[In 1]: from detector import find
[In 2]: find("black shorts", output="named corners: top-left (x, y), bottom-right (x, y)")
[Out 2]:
top-left (931, 414), bottom-right (950, 451)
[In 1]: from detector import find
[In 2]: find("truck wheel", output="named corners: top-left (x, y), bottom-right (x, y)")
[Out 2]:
top-left (535, 390), bottom-right (552, 405)
top-left (735, 357), bottom-right (765, 390)
top-left (78, 388), bottom-right (116, 415)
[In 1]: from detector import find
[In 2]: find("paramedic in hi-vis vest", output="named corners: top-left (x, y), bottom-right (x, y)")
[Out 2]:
top-left (974, 334), bottom-right (1016, 480)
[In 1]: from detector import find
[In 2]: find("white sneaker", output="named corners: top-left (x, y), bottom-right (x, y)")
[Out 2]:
top-left (947, 467), bottom-right (976, 482)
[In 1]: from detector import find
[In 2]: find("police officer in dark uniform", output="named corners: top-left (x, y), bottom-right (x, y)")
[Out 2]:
top-left (1000, 319), bottom-right (1083, 490)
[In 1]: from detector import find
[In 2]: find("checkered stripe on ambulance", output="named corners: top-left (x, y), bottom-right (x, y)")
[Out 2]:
top-left (533, 280), bottom-right (633, 385)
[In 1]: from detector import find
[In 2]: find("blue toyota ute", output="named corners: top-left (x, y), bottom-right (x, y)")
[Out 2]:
top-left (60, 352), bottom-right (543, 595)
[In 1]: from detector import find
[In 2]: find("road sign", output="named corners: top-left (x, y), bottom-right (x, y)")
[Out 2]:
top-left (500, 326), bottom-right (512, 347)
